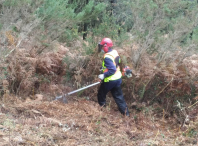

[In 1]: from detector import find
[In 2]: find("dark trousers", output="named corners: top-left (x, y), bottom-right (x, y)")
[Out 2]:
top-left (97, 79), bottom-right (129, 116)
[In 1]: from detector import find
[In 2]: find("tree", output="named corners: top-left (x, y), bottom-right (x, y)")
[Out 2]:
top-left (35, 0), bottom-right (106, 42)
top-left (126, 0), bottom-right (198, 68)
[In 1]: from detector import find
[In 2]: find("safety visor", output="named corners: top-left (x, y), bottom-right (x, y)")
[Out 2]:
top-left (98, 43), bottom-right (103, 53)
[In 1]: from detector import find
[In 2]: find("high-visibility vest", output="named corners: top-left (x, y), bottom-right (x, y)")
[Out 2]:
top-left (102, 50), bottom-right (122, 82)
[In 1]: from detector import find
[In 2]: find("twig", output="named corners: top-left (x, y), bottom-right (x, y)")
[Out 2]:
top-left (5, 48), bottom-right (15, 58)
top-left (162, 109), bottom-right (165, 128)
top-left (156, 77), bottom-right (173, 97)
top-left (140, 75), bottom-right (154, 100)
top-left (5, 39), bottom-right (22, 58)
top-left (152, 129), bottom-right (159, 146)
top-left (26, 141), bottom-right (36, 146)
top-left (188, 100), bottom-right (198, 109)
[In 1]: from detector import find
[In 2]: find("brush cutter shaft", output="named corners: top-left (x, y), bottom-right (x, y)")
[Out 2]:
top-left (55, 82), bottom-right (100, 100)
top-left (68, 82), bottom-right (100, 95)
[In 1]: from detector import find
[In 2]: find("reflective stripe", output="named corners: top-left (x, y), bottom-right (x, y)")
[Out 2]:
top-left (102, 50), bottom-right (122, 82)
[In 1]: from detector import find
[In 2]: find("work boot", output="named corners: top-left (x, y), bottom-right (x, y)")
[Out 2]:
top-left (124, 107), bottom-right (130, 117)
top-left (125, 112), bottom-right (130, 117)
top-left (119, 108), bottom-right (130, 117)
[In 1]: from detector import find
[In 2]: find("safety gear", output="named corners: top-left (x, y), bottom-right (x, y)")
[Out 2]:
top-left (98, 74), bottom-right (105, 80)
top-left (122, 66), bottom-right (132, 78)
top-left (98, 43), bottom-right (103, 53)
top-left (99, 38), bottom-right (113, 53)
top-left (102, 50), bottom-right (122, 82)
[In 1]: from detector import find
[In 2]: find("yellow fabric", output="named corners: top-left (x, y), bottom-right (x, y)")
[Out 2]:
top-left (102, 50), bottom-right (122, 82)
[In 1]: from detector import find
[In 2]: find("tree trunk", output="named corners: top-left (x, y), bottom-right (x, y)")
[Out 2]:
top-left (83, 0), bottom-right (89, 40)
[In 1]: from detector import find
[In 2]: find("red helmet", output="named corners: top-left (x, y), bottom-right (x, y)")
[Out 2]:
top-left (100, 38), bottom-right (113, 53)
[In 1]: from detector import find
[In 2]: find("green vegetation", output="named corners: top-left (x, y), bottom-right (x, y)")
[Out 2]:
top-left (1, 1), bottom-right (198, 145)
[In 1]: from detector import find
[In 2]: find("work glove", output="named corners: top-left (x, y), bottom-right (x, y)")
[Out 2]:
top-left (98, 74), bottom-right (104, 80)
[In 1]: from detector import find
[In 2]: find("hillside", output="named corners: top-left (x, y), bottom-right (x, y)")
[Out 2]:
top-left (0, 43), bottom-right (198, 146)
top-left (0, 93), bottom-right (198, 145)
top-left (1, 0), bottom-right (198, 145)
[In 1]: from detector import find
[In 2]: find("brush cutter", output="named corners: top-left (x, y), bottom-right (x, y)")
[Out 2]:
top-left (55, 81), bottom-right (101, 103)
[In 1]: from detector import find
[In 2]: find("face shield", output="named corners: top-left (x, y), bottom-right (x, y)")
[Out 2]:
top-left (98, 43), bottom-right (103, 53)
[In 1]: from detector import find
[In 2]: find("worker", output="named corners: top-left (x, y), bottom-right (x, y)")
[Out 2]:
top-left (97, 38), bottom-right (129, 116)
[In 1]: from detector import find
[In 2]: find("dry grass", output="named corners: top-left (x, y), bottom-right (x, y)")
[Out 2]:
top-left (0, 96), bottom-right (197, 146)
top-left (2, 43), bottom-right (72, 97)
top-left (0, 50), bottom-right (198, 145)
top-left (0, 30), bottom-right (198, 146)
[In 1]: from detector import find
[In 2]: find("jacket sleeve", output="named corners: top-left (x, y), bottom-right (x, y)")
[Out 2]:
top-left (103, 57), bottom-right (116, 78)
